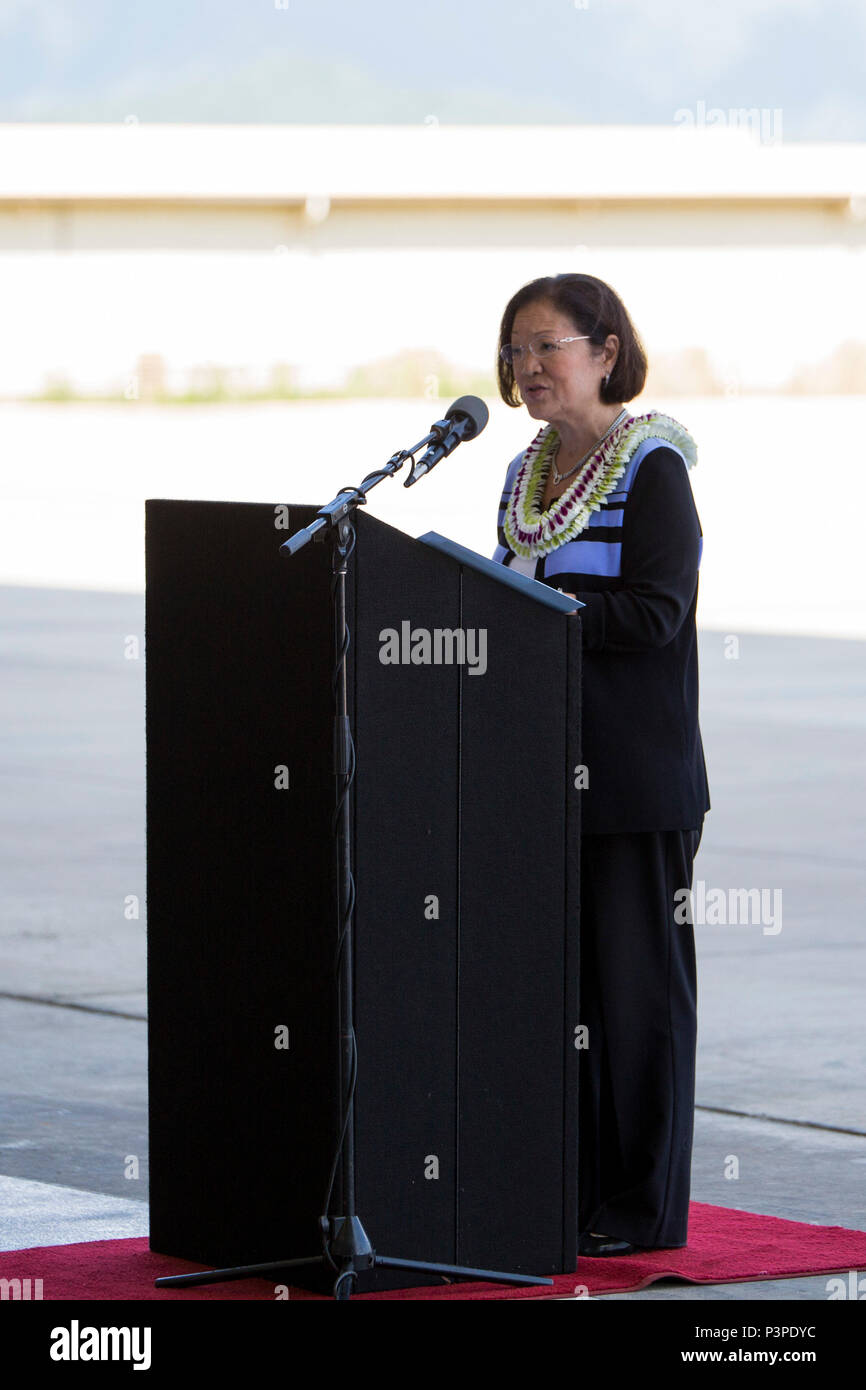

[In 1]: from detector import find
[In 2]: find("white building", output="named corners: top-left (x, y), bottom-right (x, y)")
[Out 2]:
top-left (1, 122), bottom-right (864, 396)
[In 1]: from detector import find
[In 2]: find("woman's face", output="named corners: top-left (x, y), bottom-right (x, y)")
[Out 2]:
top-left (509, 298), bottom-right (611, 429)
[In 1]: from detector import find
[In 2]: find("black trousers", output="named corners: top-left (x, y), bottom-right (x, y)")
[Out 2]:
top-left (578, 824), bottom-right (703, 1249)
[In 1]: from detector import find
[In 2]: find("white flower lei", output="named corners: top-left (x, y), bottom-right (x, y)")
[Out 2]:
top-left (502, 410), bottom-right (698, 560)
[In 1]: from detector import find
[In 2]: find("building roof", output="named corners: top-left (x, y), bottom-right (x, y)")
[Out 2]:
top-left (1, 123), bottom-right (864, 205)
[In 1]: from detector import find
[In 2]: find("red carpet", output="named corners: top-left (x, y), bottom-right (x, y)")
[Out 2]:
top-left (3, 1202), bottom-right (865, 1300)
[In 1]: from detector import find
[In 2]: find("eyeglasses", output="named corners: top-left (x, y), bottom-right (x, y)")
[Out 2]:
top-left (500, 334), bottom-right (590, 366)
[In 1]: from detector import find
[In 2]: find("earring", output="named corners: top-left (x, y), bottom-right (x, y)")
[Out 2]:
top-left (603, 373), bottom-right (610, 386)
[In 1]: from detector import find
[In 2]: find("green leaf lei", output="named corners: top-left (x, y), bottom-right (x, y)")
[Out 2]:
top-left (503, 410), bottom-right (698, 560)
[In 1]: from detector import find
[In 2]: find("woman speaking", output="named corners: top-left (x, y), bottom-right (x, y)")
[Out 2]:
top-left (492, 273), bottom-right (711, 1257)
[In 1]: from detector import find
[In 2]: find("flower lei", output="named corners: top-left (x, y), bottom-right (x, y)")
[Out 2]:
top-left (502, 410), bottom-right (698, 559)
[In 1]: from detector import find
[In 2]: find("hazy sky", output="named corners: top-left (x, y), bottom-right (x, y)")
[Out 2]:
top-left (0, 0), bottom-right (862, 138)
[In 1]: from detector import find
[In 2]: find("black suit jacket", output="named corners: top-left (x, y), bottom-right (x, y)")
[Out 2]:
top-left (499, 444), bottom-right (711, 833)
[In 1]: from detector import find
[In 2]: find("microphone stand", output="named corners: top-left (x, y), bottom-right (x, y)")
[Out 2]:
top-left (155, 423), bottom-right (553, 1301)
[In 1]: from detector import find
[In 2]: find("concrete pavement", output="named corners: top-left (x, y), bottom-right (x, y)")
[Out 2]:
top-left (1, 584), bottom-right (863, 1299)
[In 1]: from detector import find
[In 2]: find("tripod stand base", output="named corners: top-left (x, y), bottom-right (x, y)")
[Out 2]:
top-left (154, 1214), bottom-right (554, 1298)
top-left (155, 1253), bottom-right (553, 1298)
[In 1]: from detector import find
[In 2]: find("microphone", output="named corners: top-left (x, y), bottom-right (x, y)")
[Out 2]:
top-left (403, 396), bottom-right (489, 487)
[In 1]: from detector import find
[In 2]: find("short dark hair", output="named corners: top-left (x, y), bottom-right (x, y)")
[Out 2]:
top-left (496, 273), bottom-right (647, 407)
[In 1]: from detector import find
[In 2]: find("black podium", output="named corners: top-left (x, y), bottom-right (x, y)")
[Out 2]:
top-left (146, 500), bottom-right (583, 1292)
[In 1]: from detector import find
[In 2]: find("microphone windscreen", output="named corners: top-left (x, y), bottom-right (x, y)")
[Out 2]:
top-left (445, 395), bottom-right (489, 439)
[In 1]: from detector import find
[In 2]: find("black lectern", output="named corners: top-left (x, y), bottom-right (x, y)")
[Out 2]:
top-left (146, 500), bottom-right (582, 1293)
